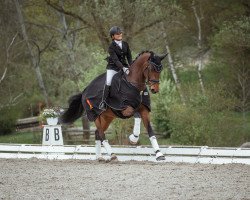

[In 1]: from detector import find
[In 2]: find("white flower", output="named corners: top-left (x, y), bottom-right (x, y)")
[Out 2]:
top-left (41, 108), bottom-right (59, 118)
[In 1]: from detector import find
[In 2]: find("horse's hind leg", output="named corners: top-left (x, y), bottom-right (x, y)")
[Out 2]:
top-left (94, 113), bottom-right (117, 161)
top-left (94, 130), bottom-right (105, 162)
top-left (102, 140), bottom-right (117, 161)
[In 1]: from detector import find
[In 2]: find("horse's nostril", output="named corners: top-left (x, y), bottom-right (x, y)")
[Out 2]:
top-left (151, 89), bottom-right (156, 94)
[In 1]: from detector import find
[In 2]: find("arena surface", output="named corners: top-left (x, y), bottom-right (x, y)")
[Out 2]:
top-left (0, 158), bottom-right (249, 200)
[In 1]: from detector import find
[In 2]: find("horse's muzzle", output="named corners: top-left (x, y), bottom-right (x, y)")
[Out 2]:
top-left (150, 86), bottom-right (159, 94)
top-left (148, 80), bottom-right (160, 93)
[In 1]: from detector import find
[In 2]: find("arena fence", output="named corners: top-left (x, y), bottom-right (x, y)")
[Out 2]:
top-left (0, 144), bottom-right (249, 165)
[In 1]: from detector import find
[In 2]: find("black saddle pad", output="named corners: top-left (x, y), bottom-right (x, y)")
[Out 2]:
top-left (82, 71), bottom-right (150, 121)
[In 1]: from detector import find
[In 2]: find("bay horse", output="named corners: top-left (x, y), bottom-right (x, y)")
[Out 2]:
top-left (60, 51), bottom-right (167, 161)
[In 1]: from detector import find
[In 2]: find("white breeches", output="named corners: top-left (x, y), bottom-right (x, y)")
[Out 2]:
top-left (106, 69), bottom-right (118, 86)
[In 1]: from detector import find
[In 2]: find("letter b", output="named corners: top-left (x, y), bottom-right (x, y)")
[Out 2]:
top-left (54, 128), bottom-right (60, 141)
top-left (45, 129), bottom-right (49, 141)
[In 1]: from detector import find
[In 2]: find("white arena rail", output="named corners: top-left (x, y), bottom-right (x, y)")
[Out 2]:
top-left (0, 144), bottom-right (249, 165)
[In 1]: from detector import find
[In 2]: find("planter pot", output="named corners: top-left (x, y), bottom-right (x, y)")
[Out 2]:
top-left (46, 117), bottom-right (58, 125)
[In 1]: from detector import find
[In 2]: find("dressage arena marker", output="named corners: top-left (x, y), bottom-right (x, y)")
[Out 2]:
top-left (0, 144), bottom-right (249, 165)
top-left (42, 125), bottom-right (63, 146)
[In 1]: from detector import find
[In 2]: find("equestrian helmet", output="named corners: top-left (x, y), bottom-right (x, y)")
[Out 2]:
top-left (109, 26), bottom-right (122, 37)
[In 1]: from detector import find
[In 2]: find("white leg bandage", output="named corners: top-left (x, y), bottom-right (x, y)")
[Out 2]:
top-left (149, 136), bottom-right (164, 158)
top-left (95, 140), bottom-right (102, 159)
top-left (133, 118), bottom-right (141, 137)
top-left (129, 118), bottom-right (141, 144)
top-left (149, 136), bottom-right (160, 152)
top-left (102, 140), bottom-right (113, 156)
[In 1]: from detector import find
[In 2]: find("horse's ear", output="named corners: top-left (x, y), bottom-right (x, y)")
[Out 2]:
top-left (159, 53), bottom-right (168, 60)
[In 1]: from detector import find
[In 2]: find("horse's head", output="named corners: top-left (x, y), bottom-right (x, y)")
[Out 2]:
top-left (144, 52), bottom-right (168, 93)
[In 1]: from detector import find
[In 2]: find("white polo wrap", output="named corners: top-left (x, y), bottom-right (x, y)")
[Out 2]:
top-left (149, 136), bottom-right (160, 152)
top-left (95, 140), bottom-right (102, 159)
top-left (102, 140), bottom-right (113, 156)
top-left (133, 117), bottom-right (141, 136)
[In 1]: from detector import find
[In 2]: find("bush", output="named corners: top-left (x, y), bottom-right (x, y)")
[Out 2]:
top-left (109, 118), bottom-right (134, 145)
top-left (168, 88), bottom-right (249, 147)
top-left (151, 71), bottom-right (177, 138)
top-left (0, 106), bottom-right (20, 135)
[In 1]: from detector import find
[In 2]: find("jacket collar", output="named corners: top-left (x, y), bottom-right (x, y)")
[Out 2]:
top-left (112, 40), bottom-right (123, 49)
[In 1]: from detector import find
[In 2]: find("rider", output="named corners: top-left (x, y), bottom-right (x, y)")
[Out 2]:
top-left (99, 26), bottom-right (132, 110)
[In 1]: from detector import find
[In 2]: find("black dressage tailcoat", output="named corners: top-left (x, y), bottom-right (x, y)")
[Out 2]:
top-left (106, 40), bottom-right (132, 71)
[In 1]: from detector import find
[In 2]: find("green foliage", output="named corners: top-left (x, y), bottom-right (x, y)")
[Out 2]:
top-left (80, 50), bottom-right (106, 87)
top-left (151, 70), bottom-right (177, 137)
top-left (0, 106), bottom-right (20, 135)
top-left (0, 131), bottom-right (41, 144)
top-left (169, 107), bottom-right (250, 147)
top-left (212, 16), bottom-right (250, 55)
top-left (108, 118), bottom-right (134, 145)
top-left (177, 67), bottom-right (199, 84)
top-left (211, 16), bottom-right (250, 111)
top-left (167, 88), bottom-right (249, 147)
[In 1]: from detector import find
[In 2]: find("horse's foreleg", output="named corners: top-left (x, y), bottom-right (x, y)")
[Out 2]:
top-left (139, 106), bottom-right (165, 161)
top-left (147, 123), bottom-right (165, 160)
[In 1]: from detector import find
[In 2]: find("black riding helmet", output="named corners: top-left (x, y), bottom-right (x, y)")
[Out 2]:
top-left (109, 26), bottom-right (122, 37)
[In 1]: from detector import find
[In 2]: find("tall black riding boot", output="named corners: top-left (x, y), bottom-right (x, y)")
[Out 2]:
top-left (99, 85), bottom-right (110, 110)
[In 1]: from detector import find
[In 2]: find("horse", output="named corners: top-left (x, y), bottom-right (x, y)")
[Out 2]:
top-left (60, 51), bottom-right (167, 161)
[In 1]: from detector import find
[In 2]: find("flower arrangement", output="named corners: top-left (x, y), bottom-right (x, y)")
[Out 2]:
top-left (41, 108), bottom-right (59, 119)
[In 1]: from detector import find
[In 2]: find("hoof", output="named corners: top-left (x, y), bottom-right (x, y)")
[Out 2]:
top-left (106, 154), bottom-right (118, 163)
top-left (111, 154), bottom-right (118, 161)
top-left (156, 156), bottom-right (166, 161)
top-left (97, 157), bottom-right (106, 162)
top-left (129, 140), bottom-right (138, 145)
top-left (129, 134), bottom-right (139, 145)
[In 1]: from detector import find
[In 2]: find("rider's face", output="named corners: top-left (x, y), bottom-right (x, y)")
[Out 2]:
top-left (112, 33), bottom-right (122, 41)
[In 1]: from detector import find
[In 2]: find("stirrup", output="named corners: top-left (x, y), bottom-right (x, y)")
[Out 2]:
top-left (99, 101), bottom-right (107, 110)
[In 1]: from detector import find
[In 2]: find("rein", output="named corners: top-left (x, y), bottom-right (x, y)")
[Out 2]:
top-left (125, 76), bottom-right (147, 91)
top-left (125, 61), bottom-right (160, 90)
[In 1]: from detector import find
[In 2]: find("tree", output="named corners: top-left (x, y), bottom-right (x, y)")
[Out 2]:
top-left (212, 16), bottom-right (250, 113)
top-left (0, 0), bottom-right (26, 109)
top-left (14, 0), bottom-right (49, 106)
top-left (191, 0), bottom-right (205, 94)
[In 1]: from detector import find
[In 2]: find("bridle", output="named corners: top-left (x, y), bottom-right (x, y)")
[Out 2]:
top-left (125, 52), bottom-right (163, 90)
top-left (144, 59), bottom-right (163, 87)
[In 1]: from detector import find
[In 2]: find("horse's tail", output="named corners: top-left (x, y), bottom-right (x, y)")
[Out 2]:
top-left (60, 93), bottom-right (84, 124)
